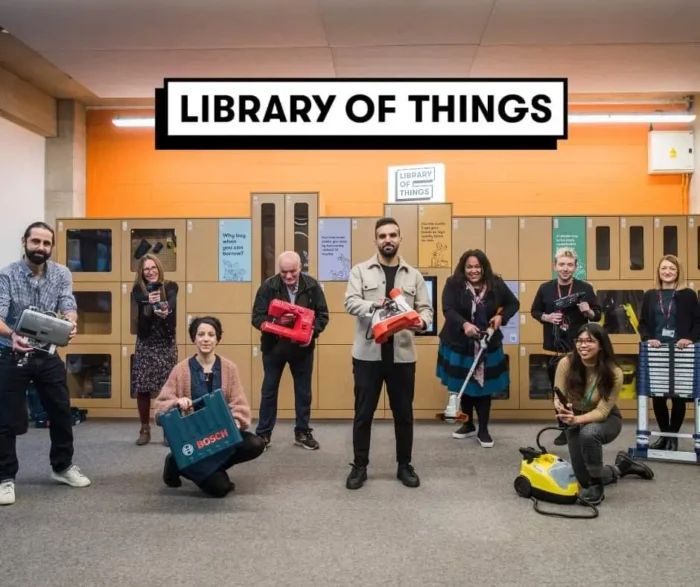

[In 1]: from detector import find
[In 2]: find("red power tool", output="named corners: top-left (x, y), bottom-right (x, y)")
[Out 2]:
top-left (369, 288), bottom-right (422, 344)
top-left (261, 299), bottom-right (316, 346)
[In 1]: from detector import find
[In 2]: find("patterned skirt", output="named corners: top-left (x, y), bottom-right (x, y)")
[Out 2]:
top-left (132, 335), bottom-right (179, 398)
top-left (436, 340), bottom-right (509, 398)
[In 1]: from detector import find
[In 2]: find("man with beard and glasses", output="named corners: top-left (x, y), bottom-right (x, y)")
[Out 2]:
top-left (0, 222), bottom-right (91, 506)
top-left (343, 217), bottom-right (433, 490)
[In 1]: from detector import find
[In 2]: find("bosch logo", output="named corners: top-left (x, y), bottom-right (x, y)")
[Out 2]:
top-left (182, 444), bottom-right (194, 456)
top-left (196, 429), bottom-right (229, 450)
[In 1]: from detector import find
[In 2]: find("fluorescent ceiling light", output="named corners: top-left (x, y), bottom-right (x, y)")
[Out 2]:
top-left (111, 112), bottom-right (696, 128)
top-left (112, 116), bottom-right (155, 127)
top-left (569, 113), bottom-right (696, 123)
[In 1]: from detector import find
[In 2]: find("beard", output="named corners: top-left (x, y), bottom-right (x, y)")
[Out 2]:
top-left (379, 243), bottom-right (398, 259)
top-left (25, 246), bottom-right (50, 265)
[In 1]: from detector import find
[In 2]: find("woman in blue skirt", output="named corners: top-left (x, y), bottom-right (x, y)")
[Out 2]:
top-left (436, 249), bottom-right (520, 447)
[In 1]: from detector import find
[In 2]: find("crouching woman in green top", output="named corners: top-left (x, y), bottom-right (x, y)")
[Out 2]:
top-left (553, 323), bottom-right (654, 505)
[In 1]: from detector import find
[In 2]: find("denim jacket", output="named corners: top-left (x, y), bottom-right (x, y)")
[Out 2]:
top-left (188, 355), bottom-right (222, 400)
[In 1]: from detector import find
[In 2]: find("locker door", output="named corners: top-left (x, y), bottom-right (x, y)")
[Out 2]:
top-left (452, 217), bottom-right (485, 270)
top-left (517, 281), bottom-right (544, 345)
top-left (418, 203), bottom-right (452, 269)
top-left (56, 219), bottom-right (122, 283)
top-left (351, 217), bottom-right (381, 266)
top-left (485, 217), bottom-right (519, 279)
top-left (251, 194), bottom-right (285, 302)
top-left (383, 204), bottom-right (418, 266)
top-left (586, 217), bottom-right (620, 280)
top-left (519, 344), bottom-right (556, 410)
top-left (653, 216), bottom-right (687, 272)
top-left (121, 219), bottom-right (187, 283)
top-left (620, 217), bottom-right (654, 280)
top-left (686, 216), bottom-right (700, 281)
top-left (492, 345), bottom-right (520, 410)
top-left (519, 217), bottom-right (552, 281)
top-left (285, 193), bottom-right (318, 278)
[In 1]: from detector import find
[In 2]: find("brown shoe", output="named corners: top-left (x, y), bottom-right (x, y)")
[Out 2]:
top-left (136, 425), bottom-right (151, 446)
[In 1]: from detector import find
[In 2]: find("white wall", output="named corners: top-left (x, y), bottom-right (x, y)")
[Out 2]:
top-left (0, 116), bottom-right (45, 268)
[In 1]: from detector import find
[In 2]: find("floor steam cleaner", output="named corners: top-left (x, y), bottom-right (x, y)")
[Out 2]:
top-left (514, 422), bottom-right (599, 519)
top-left (436, 328), bottom-right (493, 423)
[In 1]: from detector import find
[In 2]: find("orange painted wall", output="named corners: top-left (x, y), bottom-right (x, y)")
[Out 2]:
top-left (86, 109), bottom-right (688, 219)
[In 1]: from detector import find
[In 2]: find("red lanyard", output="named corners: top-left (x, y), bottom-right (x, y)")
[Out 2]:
top-left (657, 290), bottom-right (675, 327)
top-left (557, 282), bottom-right (573, 299)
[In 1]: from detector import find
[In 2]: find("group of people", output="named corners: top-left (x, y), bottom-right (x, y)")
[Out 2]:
top-left (1, 217), bottom-right (692, 506)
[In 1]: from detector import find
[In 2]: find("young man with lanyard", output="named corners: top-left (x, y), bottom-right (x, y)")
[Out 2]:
top-left (530, 248), bottom-right (602, 446)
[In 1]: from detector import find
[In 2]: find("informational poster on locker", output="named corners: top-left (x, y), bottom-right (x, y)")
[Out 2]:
top-left (416, 275), bottom-right (438, 337)
top-left (218, 219), bottom-right (252, 282)
top-left (552, 217), bottom-right (587, 279)
top-left (318, 218), bottom-right (351, 281)
top-left (501, 280), bottom-right (520, 344)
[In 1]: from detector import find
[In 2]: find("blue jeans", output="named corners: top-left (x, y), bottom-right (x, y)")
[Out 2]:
top-left (256, 351), bottom-right (313, 436)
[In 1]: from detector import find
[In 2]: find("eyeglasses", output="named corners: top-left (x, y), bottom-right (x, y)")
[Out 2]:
top-left (575, 339), bottom-right (597, 346)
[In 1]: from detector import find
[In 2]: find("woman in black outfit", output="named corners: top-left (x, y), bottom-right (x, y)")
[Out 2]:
top-left (638, 254), bottom-right (700, 450)
top-left (436, 249), bottom-right (520, 447)
top-left (131, 254), bottom-right (179, 445)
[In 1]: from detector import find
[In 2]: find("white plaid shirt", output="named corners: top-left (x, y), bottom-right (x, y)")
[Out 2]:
top-left (0, 259), bottom-right (77, 348)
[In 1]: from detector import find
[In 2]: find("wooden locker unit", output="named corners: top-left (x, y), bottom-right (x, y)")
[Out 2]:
top-left (319, 282), bottom-right (347, 313)
top-left (185, 218), bottom-right (219, 281)
top-left (614, 343), bottom-right (640, 411)
top-left (120, 344), bottom-right (186, 409)
top-left (186, 282), bottom-right (252, 315)
top-left (185, 344), bottom-right (254, 405)
top-left (519, 217), bottom-right (553, 281)
top-left (351, 217), bottom-right (381, 266)
top-left (63, 344), bottom-right (121, 409)
top-left (417, 203), bottom-right (452, 270)
top-left (518, 344), bottom-right (557, 410)
top-left (383, 204), bottom-right (418, 266)
top-left (56, 218), bottom-right (122, 282)
top-left (251, 193), bottom-right (285, 303)
top-left (516, 281), bottom-right (544, 345)
top-left (121, 281), bottom-right (188, 346)
top-left (72, 282), bottom-right (121, 344)
top-left (285, 193), bottom-right (319, 278)
top-left (250, 345), bottom-right (319, 412)
top-left (414, 267), bottom-right (451, 346)
top-left (686, 216), bottom-right (700, 280)
top-left (619, 216), bottom-right (654, 280)
top-left (452, 217), bottom-right (485, 269)
top-left (586, 216), bottom-right (620, 280)
top-left (186, 313), bottom-right (252, 345)
top-left (121, 219), bottom-right (187, 283)
top-left (319, 312), bottom-right (355, 345)
top-left (485, 217), bottom-right (519, 279)
top-left (653, 216), bottom-right (687, 271)
top-left (586, 279), bottom-right (653, 345)
top-left (413, 344), bottom-right (446, 413)
top-left (492, 345), bottom-right (520, 410)
top-left (317, 345), bottom-right (386, 416)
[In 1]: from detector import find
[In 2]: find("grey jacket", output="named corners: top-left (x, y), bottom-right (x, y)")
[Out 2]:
top-left (344, 254), bottom-right (433, 363)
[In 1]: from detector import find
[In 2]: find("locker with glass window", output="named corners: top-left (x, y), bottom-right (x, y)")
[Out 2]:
top-left (586, 217), bottom-right (620, 280)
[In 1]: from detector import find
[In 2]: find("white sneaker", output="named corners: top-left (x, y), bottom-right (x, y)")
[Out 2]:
top-left (50, 465), bottom-right (91, 488)
top-left (0, 480), bottom-right (15, 505)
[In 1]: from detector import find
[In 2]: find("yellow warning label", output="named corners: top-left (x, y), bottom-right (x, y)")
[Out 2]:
top-left (670, 148), bottom-right (677, 159)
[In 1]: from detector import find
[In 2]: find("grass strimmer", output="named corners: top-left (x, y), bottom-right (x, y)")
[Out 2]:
top-left (436, 328), bottom-right (494, 423)
top-left (514, 425), bottom-right (599, 519)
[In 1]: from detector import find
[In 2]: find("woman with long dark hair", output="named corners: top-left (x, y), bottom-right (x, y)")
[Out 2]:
top-left (131, 254), bottom-right (179, 445)
top-left (436, 249), bottom-right (520, 447)
top-left (637, 255), bottom-right (700, 450)
top-left (554, 323), bottom-right (654, 505)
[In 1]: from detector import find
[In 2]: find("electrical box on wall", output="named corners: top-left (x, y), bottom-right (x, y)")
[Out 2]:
top-left (648, 130), bottom-right (694, 174)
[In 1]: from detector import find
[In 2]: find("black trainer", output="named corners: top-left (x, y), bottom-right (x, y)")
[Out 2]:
top-left (162, 454), bottom-right (182, 488)
top-left (346, 463), bottom-right (367, 490)
top-left (477, 429), bottom-right (494, 448)
top-left (452, 420), bottom-right (476, 439)
top-left (257, 433), bottom-right (271, 450)
top-left (553, 430), bottom-right (568, 446)
top-left (614, 451), bottom-right (655, 480)
top-left (579, 483), bottom-right (604, 505)
top-left (295, 430), bottom-right (320, 450)
top-left (397, 464), bottom-right (420, 488)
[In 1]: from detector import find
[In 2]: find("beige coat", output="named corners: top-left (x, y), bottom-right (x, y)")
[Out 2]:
top-left (344, 254), bottom-right (433, 363)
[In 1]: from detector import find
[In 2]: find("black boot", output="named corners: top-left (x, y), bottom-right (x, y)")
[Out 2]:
top-left (614, 451), bottom-right (655, 480)
top-left (162, 454), bottom-right (182, 488)
top-left (397, 464), bottom-right (420, 488)
top-left (554, 430), bottom-right (568, 446)
top-left (579, 481), bottom-right (604, 505)
top-left (346, 463), bottom-right (367, 490)
top-left (666, 437), bottom-right (679, 451)
top-left (650, 435), bottom-right (668, 450)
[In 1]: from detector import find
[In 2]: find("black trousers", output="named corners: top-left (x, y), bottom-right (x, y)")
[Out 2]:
top-left (352, 356), bottom-right (415, 468)
top-left (459, 394), bottom-right (492, 431)
top-left (178, 431), bottom-right (265, 497)
top-left (652, 396), bottom-right (688, 433)
top-left (256, 350), bottom-right (314, 435)
top-left (0, 349), bottom-right (74, 481)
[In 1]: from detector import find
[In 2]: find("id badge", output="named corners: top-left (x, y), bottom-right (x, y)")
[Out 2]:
top-left (662, 328), bottom-right (675, 338)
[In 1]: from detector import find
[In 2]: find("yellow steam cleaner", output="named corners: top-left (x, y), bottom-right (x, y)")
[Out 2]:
top-left (514, 425), bottom-right (599, 519)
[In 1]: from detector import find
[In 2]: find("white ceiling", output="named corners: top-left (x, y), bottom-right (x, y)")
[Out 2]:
top-left (1, 0), bottom-right (700, 100)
